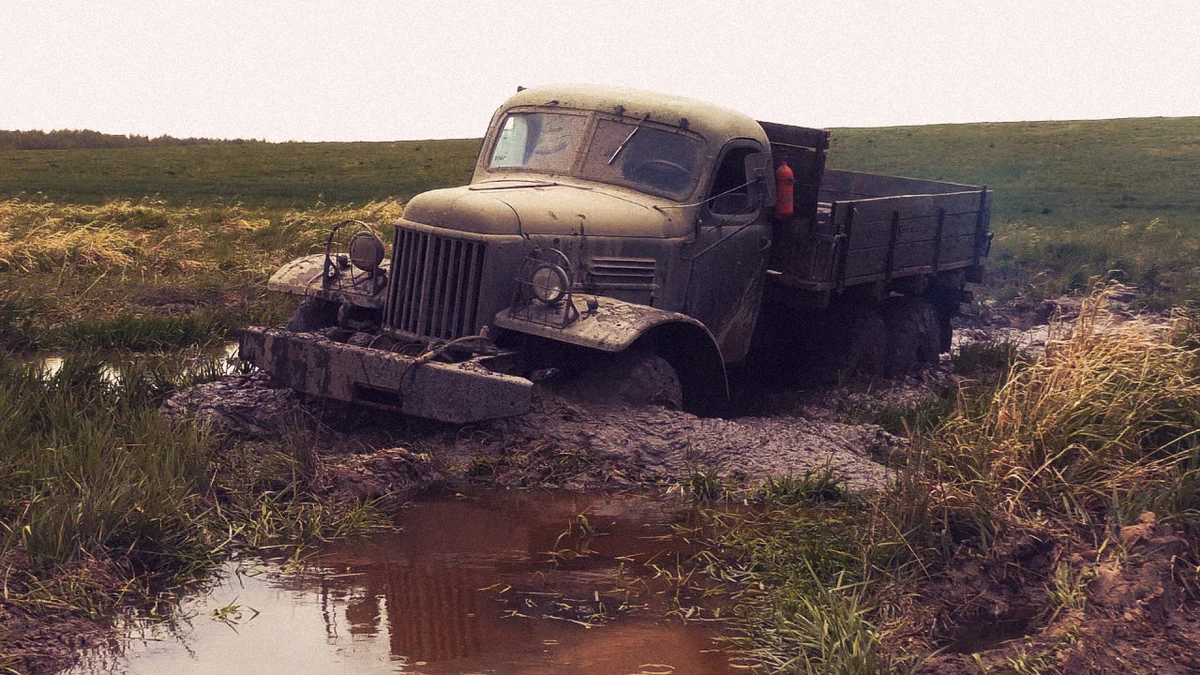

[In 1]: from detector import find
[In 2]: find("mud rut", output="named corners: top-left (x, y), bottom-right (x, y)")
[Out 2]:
top-left (164, 370), bottom-right (907, 497)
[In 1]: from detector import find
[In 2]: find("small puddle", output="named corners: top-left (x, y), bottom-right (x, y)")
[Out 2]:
top-left (34, 342), bottom-right (242, 383)
top-left (65, 488), bottom-right (738, 674)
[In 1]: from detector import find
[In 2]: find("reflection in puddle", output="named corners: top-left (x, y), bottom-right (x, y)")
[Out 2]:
top-left (34, 343), bottom-right (241, 383)
top-left (66, 489), bottom-right (737, 674)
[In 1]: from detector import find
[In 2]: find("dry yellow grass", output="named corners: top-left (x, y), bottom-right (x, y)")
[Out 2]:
top-left (0, 197), bottom-right (405, 349)
top-left (928, 290), bottom-right (1200, 539)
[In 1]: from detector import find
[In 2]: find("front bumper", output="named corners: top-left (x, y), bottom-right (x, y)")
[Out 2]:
top-left (239, 327), bottom-right (533, 423)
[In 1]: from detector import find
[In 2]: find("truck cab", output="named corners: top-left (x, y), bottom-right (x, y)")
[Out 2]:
top-left (397, 85), bottom-right (775, 364)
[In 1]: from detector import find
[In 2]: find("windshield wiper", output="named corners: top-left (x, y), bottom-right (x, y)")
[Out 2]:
top-left (470, 179), bottom-right (560, 191)
top-left (607, 114), bottom-right (650, 165)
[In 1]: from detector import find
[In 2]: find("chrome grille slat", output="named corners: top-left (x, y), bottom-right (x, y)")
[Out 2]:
top-left (462, 243), bottom-right (481, 336)
top-left (385, 228), bottom-right (486, 341)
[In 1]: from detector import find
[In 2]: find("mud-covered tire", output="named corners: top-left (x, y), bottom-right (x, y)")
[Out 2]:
top-left (828, 305), bottom-right (887, 378)
top-left (613, 351), bottom-right (684, 408)
top-left (286, 297), bottom-right (338, 332)
top-left (883, 297), bottom-right (941, 376)
top-left (565, 350), bottom-right (684, 409)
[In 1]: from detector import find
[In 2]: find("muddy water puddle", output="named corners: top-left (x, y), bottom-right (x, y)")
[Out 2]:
top-left (35, 342), bottom-right (243, 383)
top-left (66, 488), bottom-right (738, 674)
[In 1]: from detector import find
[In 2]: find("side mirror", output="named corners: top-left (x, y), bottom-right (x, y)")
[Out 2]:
top-left (744, 152), bottom-right (775, 206)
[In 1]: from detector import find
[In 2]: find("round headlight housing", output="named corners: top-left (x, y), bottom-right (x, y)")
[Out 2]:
top-left (348, 231), bottom-right (385, 272)
top-left (530, 264), bottom-right (568, 305)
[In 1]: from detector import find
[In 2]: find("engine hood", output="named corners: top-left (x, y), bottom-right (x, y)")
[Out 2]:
top-left (402, 182), bottom-right (690, 238)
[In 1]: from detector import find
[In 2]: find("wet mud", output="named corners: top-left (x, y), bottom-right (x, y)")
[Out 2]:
top-left (915, 512), bottom-right (1200, 674)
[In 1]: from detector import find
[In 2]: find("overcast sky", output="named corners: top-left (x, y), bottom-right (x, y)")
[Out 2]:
top-left (2, 0), bottom-right (1198, 141)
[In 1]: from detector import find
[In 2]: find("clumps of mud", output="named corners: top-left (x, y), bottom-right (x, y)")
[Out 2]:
top-left (477, 391), bottom-right (895, 490)
top-left (162, 375), bottom-right (897, 498)
top-left (160, 372), bottom-right (304, 437)
top-left (956, 282), bottom-right (1168, 358)
top-left (916, 512), bottom-right (1200, 674)
top-left (316, 446), bottom-right (436, 503)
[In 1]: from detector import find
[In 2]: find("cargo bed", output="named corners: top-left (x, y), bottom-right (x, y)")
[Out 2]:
top-left (758, 121), bottom-right (992, 303)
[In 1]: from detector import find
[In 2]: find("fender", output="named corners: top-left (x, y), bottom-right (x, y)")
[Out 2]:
top-left (266, 254), bottom-right (388, 309)
top-left (494, 296), bottom-right (729, 405)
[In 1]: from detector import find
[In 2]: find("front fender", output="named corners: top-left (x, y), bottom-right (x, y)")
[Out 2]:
top-left (494, 296), bottom-right (710, 352)
top-left (494, 296), bottom-right (729, 407)
top-left (267, 254), bottom-right (388, 309)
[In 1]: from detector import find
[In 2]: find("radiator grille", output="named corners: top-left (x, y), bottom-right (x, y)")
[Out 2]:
top-left (384, 229), bottom-right (486, 340)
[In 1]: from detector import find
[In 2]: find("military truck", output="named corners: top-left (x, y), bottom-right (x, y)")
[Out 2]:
top-left (240, 84), bottom-right (991, 423)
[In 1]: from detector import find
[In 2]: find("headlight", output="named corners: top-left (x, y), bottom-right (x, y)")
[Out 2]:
top-left (348, 231), bottom-right (385, 272)
top-left (530, 264), bottom-right (568, 305)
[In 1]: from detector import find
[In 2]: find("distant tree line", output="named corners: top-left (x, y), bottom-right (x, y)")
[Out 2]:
top-left (0, 129), bottom-right (262, 150)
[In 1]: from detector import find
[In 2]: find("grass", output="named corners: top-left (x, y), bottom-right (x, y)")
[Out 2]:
top-left (0, 350), bottom-right (389, 671)
top-left (924, 295), bottom-right (1200, 542)
top-left (677, 290), bottom-right (1200, 671)
top-left (0, 139), bottom-right (479, 207)
top-left (0, 197), bottom-right (405, 350)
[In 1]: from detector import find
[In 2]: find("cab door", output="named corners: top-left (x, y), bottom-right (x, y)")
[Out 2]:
top-left (683, 141), bottom-right (772, 363)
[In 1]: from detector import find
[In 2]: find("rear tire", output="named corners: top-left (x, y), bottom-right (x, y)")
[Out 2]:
top-left (828, 305), bottom-right (887, 379)
top-left (883, 297), bottom-right (941, 376)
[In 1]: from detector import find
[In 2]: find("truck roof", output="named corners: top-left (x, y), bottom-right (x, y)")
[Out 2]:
top-left (497, 84), bottom-right (769, 148)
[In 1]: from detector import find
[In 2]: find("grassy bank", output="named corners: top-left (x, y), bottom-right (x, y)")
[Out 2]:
top-left (681, 294), bottom-right (1200, 671)
top-left (0, 353), bottom-right (387, 672)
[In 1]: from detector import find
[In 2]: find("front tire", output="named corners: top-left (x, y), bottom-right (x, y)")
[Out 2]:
top-left (563, 349), bottom-right (684, 409)
top-left (286, 297), bottom-right (338, 332)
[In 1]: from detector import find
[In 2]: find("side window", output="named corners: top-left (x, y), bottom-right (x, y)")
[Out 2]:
top-left (707, 145), bottom-right (759, 216)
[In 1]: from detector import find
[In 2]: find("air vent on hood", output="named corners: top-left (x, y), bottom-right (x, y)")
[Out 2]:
top-left (586, 257), bottom-right (658, 290)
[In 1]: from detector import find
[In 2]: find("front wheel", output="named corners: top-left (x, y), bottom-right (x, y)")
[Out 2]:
top-left (286, 297), bottom-right (338, 332)
top-left (562, 349), bottom-right (684, 409)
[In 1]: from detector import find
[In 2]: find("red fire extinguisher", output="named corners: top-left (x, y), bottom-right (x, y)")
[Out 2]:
top-left (775, 161), bottom-right (794, 217)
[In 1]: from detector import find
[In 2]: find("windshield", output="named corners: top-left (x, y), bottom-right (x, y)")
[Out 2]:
top-left (488, 112), bottom-right (588, 174)
top-left (580, 119), bottom-right (703, 198)
top-left (486, 111), bottom-right (705, 199)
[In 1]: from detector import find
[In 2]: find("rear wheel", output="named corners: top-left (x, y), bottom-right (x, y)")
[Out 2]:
top-left (883, 297), bottom-right (941, 376)
top-left (827, 305), bottom-right (887, 378)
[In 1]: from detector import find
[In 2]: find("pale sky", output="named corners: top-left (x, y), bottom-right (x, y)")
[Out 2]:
top-left (2, 0), bottom-right (1198, 142)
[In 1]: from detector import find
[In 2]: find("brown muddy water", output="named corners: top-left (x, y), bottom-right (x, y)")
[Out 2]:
top-left (65, 488), bottom-right (739, 675)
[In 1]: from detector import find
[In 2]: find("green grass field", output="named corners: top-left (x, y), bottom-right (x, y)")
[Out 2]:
top-left (0, 139), bottom-right (480, 207)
